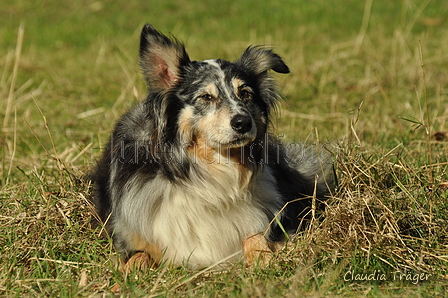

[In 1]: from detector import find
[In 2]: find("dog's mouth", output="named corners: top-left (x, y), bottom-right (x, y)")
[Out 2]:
top-left (226, 135), bottom-right (255, 148)
top-left (206, 134), bottom-right (256, 150)
top-left (199, 134), bottom-right (255, 150)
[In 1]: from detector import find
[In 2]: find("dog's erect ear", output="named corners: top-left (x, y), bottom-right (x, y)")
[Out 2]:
top-left (236, 46), bottom-right (290, 75)
top-left (139, 24), bottom-right (190, 91)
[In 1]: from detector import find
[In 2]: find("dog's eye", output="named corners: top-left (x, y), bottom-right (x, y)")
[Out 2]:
top-left (198, 93), bottom-right (213, 101)
top-left (239, 88), bottom-right (253, 100)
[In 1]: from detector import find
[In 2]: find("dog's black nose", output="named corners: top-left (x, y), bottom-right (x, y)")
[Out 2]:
top-left (231, 115), bottom-right (252, 134)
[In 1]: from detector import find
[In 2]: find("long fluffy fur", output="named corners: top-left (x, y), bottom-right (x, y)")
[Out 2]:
top-left (92, 24), bottom-right (335, 269)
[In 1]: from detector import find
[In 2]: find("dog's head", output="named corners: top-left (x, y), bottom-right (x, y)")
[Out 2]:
top-left (139, 24), bottom-right (289, 160)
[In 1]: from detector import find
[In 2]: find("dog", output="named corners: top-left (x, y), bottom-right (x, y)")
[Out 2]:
top-left (92, 24), bottom-right (335, 270)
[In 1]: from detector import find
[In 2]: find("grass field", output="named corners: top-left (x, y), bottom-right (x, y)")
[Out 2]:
top-left (1, 0), bottom-right (448, 296)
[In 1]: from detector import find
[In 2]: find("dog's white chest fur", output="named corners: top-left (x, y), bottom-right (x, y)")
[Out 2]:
top-left (114, 161), bottom-right (281, 269)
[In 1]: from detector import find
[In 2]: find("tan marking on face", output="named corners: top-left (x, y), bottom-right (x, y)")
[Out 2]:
top-left (204, 83), bottom-right (218, 98)
top-left (191, 109), bottom-right (229, 162)
top-left (179, 107), bottom-right (217, 162)
top-left (232, 78), bottom-right (245, 92)
top-left (193, 108), bottom-right (240, 163)
top-left (178, 106), bottom-right (194, 144)
top-left (196, 108), bottom-right (232, 146)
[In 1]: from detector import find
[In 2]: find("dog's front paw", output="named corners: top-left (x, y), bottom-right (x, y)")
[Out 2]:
top-left (111, 252), bottom-right (156, 293)
top-left (243, 233), bottom-right (275, 267)
top-left (122, 252), bottom-right (157, 273)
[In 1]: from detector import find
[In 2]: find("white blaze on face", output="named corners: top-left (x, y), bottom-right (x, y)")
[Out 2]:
top-left (202, 59), bottom-right (222, 70)
top-left (201, 60), bottom-right (248, 114)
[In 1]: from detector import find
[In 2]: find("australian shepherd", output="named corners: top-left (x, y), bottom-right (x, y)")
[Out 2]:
top-left (92, 24), bottom-right (335, 270)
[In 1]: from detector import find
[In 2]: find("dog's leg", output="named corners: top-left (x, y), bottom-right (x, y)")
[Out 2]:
top-left (243, 233), bottom-right (277, 266)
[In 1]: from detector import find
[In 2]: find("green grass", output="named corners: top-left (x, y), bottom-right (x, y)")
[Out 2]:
top-left (1, 0), bottom-right (448, 296)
